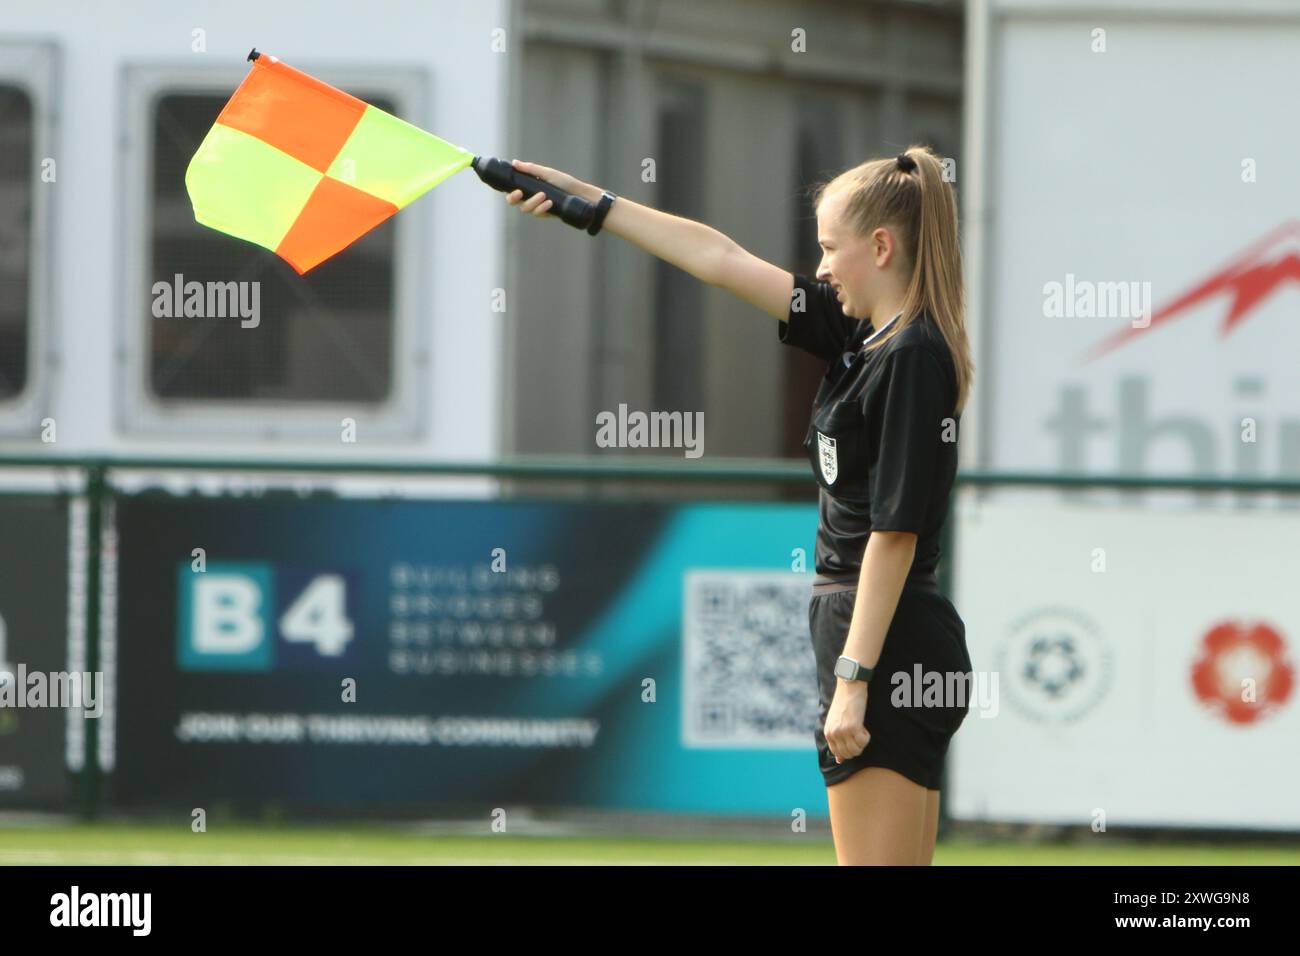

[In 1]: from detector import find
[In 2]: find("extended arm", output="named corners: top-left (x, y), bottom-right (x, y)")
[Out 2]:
top-left (506, 160), bottom-right (794, 321)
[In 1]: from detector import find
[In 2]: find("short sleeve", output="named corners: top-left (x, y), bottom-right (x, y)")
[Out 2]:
top-left (868, 346), bottom-right (953, 534)
top-left (777, 273), bottom-right (860, 362)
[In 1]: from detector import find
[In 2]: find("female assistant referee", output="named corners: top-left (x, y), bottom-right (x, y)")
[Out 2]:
top-left (503, 145), bottom-right (975, 866)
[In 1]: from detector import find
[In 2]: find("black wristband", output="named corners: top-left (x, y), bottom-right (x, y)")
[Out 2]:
top-left (587, 190), bottom-right (616, 235)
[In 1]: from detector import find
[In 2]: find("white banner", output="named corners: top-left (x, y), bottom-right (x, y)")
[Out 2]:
top-left (949, 495), bottom-right (1300, 830)
top-left (972, 7), bottom-right (1300, 480)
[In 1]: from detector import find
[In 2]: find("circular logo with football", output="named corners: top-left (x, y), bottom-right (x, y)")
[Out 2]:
top-left (996, 606), bottom-right (1112, 723)
top-left (1190, 620), bottom-right (1294, 724)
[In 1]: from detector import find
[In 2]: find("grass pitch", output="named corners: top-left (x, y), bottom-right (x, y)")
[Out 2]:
top-left (1, 823), bottom-right (1296, 865)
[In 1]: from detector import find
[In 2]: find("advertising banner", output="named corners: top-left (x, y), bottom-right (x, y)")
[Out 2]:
top-left (0, 495), bottom-right (76, 809)
top-left (110, 495), bottom-right (831, 815)
top-left (976, 10), bottom-right (1300, 480)
top-left (949, 496), bottom-right (1300, 829)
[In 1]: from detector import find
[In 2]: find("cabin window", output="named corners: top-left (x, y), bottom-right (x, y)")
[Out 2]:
top-left (148, 91), bottom-right (397, 403)
top-left (120, 65), bottom-right (430, 441)
top-left (0, 84), bottom-right (34, 403)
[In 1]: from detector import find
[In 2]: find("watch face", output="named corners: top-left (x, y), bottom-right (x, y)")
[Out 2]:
top-left (834, 657), bottom-right (855, 680)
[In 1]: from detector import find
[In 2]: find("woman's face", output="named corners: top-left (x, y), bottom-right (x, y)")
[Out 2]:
top-left (815, 191), bottom-right (902, 320)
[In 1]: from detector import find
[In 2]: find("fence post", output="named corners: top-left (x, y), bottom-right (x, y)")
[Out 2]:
top-left (936, 495), bottom-right (959, 842)
top-left (79, 462), bottom-right (105, 820)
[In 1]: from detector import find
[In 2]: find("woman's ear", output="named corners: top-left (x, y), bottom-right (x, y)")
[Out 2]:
top-left (871, 226), bottom-right (895, 268)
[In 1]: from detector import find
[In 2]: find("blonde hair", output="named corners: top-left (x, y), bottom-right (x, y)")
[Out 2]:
top-left (810, 144), bottom-right (973, 415)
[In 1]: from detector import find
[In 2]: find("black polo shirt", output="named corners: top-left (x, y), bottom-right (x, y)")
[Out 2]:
top-left (778, 273), bottom-right (959, 580)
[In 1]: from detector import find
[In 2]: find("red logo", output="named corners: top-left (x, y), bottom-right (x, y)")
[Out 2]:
top-left (1085, 220), bottom-right (1300, 362)
top-left (1190, 620), bottom-right (1294, 724)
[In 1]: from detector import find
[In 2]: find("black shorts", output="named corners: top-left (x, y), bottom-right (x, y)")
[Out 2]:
top-left (809, 581), bottom-right (974, 790)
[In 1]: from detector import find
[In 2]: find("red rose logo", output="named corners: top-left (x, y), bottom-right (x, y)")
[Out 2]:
top-left (1191, 621), bottom-right (1294, 724)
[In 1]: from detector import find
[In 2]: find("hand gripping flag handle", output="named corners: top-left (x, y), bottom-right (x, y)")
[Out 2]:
top-left (470, 156), bottom-right (599, 232)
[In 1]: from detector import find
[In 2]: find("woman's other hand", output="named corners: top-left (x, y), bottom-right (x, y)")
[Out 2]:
top-left (824, 680), bottom-right (871, 763)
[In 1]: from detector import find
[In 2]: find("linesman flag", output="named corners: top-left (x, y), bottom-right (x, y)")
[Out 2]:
top-left (186, 49), bottom-right (603, 274)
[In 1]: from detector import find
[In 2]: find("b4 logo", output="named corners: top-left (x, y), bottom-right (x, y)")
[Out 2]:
top-left (817, 431), bottom-right (838, 485)
top-left (177, 563), bottom-right (358, 671)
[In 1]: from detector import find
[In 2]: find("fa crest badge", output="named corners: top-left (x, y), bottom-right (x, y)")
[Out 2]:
top-left (817, 431), bottom-right (838, 484)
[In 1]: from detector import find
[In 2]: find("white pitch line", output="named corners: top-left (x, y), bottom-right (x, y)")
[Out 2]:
top-left (0, 849), bottom-right (678, 866)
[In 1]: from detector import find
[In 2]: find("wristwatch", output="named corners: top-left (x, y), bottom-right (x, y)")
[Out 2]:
top-left (587, 190), bottom-right (617, 235)
top-left (834, 655), bottom-right (874, 682)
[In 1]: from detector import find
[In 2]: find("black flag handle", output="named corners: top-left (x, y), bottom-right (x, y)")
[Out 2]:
top-left (471, 156), bottom-right (597, 232)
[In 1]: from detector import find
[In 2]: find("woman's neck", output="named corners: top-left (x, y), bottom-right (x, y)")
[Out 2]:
top-left (871, 292), bottom-right (906, 326)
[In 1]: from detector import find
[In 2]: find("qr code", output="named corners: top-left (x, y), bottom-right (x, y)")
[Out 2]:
top-left (682, 570), bottom-right (819, 748)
